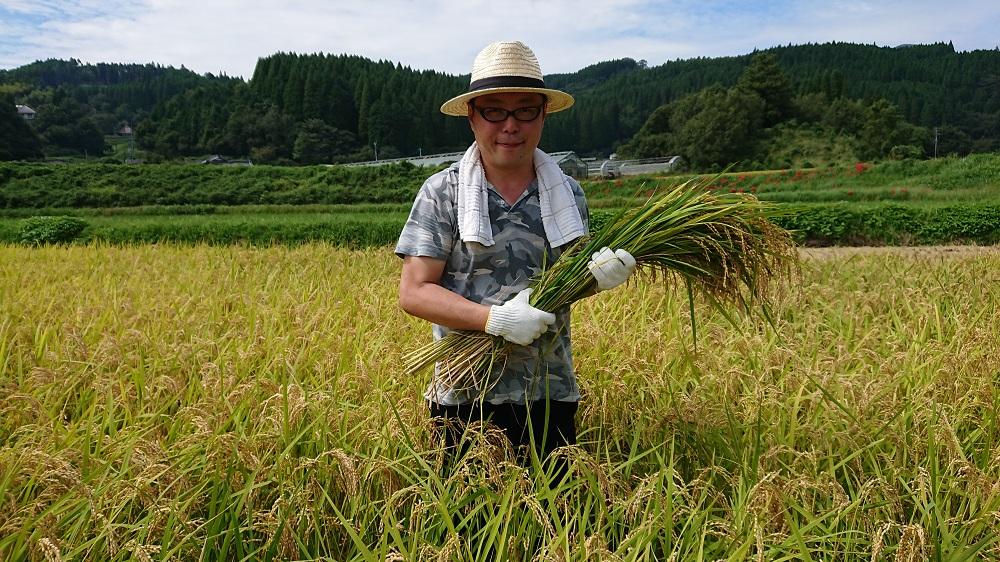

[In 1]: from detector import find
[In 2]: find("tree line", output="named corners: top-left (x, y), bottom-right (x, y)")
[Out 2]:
top-left (0, 59), bottom-right (235, 159)
top-left (1, 42), bottom-right (998, 167)
top-left (617, 53), bottom-right (931, 169)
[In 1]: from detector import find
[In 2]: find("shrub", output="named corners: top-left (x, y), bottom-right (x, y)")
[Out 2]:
top-left (772, 203), bottom-right (1000, 245)
top-left (889, 144), bottom-right (924, 160)
top-left (18, 216), bottom-right (87, 245)
top-left (589, 210), bottom-right (615, 234)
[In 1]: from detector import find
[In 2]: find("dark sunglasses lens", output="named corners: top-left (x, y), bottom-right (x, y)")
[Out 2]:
top-left (513, 106), bottom-right (541, 121)
top-left (480, 108), bottom-right (508, 122)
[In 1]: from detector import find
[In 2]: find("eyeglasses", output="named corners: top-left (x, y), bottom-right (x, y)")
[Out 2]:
top-left (472, 104), bottom-right (545, 123)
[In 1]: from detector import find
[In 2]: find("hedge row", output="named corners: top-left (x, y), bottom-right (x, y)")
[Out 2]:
top-left (773, 203), bottom-right (1000, 245)
top-left (0, 203), bottom-right (413, 218)
top-left (3, 204), bottom-right (998, 247)
top-left (0, 214), bottom-right (408, 248)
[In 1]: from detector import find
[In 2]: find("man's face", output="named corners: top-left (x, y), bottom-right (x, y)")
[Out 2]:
top-left (468, 92), bottom-right (547, 174)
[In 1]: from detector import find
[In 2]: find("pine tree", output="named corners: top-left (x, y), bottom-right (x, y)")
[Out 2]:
top-left (736, 53), bottom-right (793, 127)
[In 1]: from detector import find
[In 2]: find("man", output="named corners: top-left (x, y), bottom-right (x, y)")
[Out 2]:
top-left (396, 41), bottom-right (635, 465)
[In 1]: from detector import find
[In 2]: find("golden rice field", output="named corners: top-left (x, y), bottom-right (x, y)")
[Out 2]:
top-left (2, 243), bottom-right (999, 561)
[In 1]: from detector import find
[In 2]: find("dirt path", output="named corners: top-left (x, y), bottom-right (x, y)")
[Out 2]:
top-left (799, 245), bottom-right (1000, 260)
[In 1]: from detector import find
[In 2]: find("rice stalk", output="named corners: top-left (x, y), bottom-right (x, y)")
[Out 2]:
top-left (403, 175), bottom-right (798, 390)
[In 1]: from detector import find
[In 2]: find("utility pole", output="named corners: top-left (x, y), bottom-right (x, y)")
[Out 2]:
top-left (126, 121), bottom-right (135, 163)
top-left (373, 140), bottom-right (378, 162)
top-left (934, 127), bottom-right (939, 158)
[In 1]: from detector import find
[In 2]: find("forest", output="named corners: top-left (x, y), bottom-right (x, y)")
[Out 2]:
top-left (1, 42), bottom-right (998, 170)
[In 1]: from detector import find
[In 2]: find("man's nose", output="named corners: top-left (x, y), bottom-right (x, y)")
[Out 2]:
top-left (500, 114), bottom-right (520, 133)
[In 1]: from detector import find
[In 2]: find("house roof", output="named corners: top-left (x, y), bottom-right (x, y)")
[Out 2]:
top-left (16, 104), bottom-right (36, 115)
top-left (548, 151), bottom-right (582, 164)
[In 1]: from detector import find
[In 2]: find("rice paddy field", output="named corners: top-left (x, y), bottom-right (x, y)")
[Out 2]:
top-left (2, 243), bottom-right (1000, 561)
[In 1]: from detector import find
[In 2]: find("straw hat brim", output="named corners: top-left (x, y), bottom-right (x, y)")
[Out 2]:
top-left (440, 86), bottom-right (575, 117)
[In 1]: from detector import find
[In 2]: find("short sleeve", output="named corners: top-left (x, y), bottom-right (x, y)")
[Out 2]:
top-left (394, 169), bottom-right (455, 260)
top-left (567, 177), bottom-right (590, 232)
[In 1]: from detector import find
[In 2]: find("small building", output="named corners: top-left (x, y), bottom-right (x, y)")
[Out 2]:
top-left (16, 104), bottom-right (36, 120)
top-left (549, 151), bottom-right (589, 180)
top-left (594, 155), bottom-right (685, 178)
top-left (618, 155), bottom-right (684, 176)
top-left (117, 125), bottom-right (133, 136)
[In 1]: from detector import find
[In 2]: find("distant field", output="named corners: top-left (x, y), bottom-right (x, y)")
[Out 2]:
top-left (582, 153), bottom-right (1000, 204)
top-left (2, 154), bottom-right (999, 246)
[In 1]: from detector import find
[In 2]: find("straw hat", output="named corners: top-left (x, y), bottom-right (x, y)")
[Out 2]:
top-left (440, 41), bottom-right (575, 116)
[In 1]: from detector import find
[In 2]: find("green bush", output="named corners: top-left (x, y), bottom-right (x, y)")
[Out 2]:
top-left (18, 216), bottom-right (87, 245)
top-left (589, 210), bottom-right (615, 234)
top-left (889, 144), bottom-right (924, 160)
top-left (6, 212), bottom-right (408, 247)
top-left (773, 203), bottom-right (1000, 245)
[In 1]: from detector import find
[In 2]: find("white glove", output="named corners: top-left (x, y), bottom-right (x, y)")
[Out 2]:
top-left (485, 288), bottom-right (556, 346)
top-left (588, 247), bottom-right (637, 291)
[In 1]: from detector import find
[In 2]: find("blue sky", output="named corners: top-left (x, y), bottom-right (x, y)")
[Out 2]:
top-left (1, 0), bottom-right (998, 78)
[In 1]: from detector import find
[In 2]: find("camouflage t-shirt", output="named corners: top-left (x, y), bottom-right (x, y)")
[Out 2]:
top-left (395, 162), bottom-right (589, 406)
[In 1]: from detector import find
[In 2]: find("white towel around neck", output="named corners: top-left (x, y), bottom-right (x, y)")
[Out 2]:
top-left (456, 142), bottom-right (586, 247)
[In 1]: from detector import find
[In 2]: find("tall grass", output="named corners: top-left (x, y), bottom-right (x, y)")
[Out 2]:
top-left (1, 244), bottom-right (999, 560)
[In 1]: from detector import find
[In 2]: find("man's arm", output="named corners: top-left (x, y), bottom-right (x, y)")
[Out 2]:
top-left (398, 255), bottom-right (490, 331)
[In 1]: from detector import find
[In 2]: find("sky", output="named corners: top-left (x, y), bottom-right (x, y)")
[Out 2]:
top-left (1, 0), bottom-right (999, 79)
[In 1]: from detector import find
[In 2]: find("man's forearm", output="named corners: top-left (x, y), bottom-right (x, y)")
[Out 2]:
top-left (400, 282), bottom-right (491, 332)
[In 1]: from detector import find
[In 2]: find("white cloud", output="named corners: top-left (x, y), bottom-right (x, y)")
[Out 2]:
top-left (1, 0), bottom-right (998, 78)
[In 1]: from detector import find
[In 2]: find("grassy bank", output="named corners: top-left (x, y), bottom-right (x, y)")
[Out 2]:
top-left (3, 154), bottom-right (1000, 211)
top-left (0, 161), bottom-right (435, 208)
top-left (582, 152), bottom-right (1000, 204)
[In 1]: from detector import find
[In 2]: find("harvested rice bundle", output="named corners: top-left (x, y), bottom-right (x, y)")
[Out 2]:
top-left (404, 176), bottom-right (797, 391)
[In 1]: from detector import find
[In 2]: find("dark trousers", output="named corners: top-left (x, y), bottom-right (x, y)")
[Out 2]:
top-left (429, 399), bottom-right (578, 467)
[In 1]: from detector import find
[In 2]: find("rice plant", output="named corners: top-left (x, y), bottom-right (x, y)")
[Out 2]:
top-left (405, 177), bottom-right (798, 391)
top-left (1, 243), bottom-right (998, 561)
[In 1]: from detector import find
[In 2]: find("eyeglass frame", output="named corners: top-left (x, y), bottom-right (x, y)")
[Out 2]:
top-left (468, 99), bottom-right (547, 123)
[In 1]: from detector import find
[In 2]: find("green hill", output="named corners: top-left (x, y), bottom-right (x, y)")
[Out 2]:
top-left (3, 42), bottom-right (998, 162)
